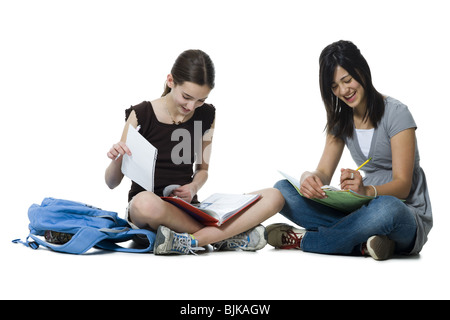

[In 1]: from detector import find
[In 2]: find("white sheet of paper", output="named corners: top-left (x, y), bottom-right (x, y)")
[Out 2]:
top-left (278, 171), bottom-right (300, 189)
top-left (121, 125), bottom-right (158, 192)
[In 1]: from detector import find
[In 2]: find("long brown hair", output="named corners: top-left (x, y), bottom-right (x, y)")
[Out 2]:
top-left (162, 49), bottom-right (215, 97)
top-left (319, 40), bottom-right (384, 138)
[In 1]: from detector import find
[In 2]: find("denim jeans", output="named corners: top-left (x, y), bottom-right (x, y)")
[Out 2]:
top-left (274, 180), bottom-right (417, 255)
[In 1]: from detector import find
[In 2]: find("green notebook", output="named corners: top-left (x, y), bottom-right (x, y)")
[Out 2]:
top-left (279, 171), bottom-right (374, 214)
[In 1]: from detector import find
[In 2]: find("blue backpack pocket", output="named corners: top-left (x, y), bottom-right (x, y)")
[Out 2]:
top-left (13, 197), bottom-right (155, 254)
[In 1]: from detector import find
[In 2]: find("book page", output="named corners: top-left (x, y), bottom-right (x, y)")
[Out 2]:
top-left (121, 125), bottom-right (158, 192)
top-left (278, 171), bottom-right (300, 190)
top-left (198, 193), bottom-right (260, 220)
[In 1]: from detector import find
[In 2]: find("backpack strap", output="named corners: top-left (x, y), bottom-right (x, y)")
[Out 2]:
top-left (12, 237), bottom-right (39, 250)
top-left (95, 228), bottom-right (155, 253)
top-left (14, 227), bottom-right (156, 254)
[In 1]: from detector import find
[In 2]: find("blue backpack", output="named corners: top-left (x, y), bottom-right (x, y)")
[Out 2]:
top-left (13, 197), bottom-right (155, 254)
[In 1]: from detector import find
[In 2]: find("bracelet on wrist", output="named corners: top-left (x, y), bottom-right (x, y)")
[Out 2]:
top-left (370, 185), bottom-right (378, 197)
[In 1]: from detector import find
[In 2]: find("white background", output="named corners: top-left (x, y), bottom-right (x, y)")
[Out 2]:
top-left (1, 0), bottom-right (449, 300)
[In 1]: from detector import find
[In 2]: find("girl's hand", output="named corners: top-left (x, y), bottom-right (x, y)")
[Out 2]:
top-left (340, 168), bottom-right (365, 194)
top-left (171, 184), bottom-right (196, 203)
top-left (300, 172), bottom-right (327, 199)
top-left (107, 141), bottom-right (131, 161)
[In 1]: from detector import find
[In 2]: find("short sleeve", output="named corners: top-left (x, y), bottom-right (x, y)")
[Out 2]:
top-left (385, 99), bottom-right (417, 138)
top-left (193, 103), bottom-right (216, 135)
top-left (125, 101), bottom-right (152, 134)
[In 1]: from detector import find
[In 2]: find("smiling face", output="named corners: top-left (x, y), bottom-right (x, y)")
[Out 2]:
top-left (167, 74), bottom-right (211, 116)
top-left (331, 65), bottom-right (366, 111)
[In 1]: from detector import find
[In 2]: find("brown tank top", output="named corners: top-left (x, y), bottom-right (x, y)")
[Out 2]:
top-left (125, 101), bottom-right (215, 202)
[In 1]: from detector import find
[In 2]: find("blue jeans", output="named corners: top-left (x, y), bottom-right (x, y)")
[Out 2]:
top-left (274, 180), bottom-right (417, 255)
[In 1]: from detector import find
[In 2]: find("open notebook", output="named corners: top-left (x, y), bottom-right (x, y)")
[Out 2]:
top-left (279, 171), bottom-right (374, 213)
top-left (162, 193), bottom-right (261, 226)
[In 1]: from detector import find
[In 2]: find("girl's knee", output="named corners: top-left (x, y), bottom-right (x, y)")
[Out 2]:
top-left (265, 187), bottom-right (285, 212)
top-left (130, 192), bottom-right (165, 223)
top-left (372, 196), bottom-right (405, 213)
top-left (254, 188), bottom-right (285, 214)
top-left (367, 196), bottom-right (411, 224)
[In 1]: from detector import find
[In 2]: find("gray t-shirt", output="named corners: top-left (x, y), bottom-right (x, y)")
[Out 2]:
top-left (344, 97), bottom-right (432, 254)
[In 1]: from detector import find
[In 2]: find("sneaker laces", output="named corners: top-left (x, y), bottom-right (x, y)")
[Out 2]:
top-left (171, 232), bottom-right (205, 255)
top-left (213, 233), bottom-right (250, 250)
top-left (281, 229), bottom-right (303, 249)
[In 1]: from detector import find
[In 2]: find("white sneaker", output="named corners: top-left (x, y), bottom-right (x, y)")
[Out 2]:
top-left (212, 224), bottom-right (267, 251)
top-left (365, 235), bottom-right (395, 260)
top-left (266, 223), bottom-right (306, 249)
top-left (154, 225), bottom-right (205, 255)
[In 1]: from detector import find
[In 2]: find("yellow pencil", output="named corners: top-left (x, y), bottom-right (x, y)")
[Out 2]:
top-left (356, 157), bottom-right (372, 171)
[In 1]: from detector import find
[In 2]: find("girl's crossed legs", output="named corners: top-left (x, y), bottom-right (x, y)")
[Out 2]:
top-left (128, 188), bottom-right (285, 253)
top-left (270, 179), bottom-right (417, 257)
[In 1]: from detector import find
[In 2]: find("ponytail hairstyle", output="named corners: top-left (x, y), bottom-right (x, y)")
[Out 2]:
top-left (162, 49), bottom-right (215, 97)
top-left (319, 40), bottom-right (384, 138)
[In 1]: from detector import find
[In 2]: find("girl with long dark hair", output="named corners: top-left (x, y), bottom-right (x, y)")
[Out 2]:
top-left (267, 41), bottom-right (432, 260)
